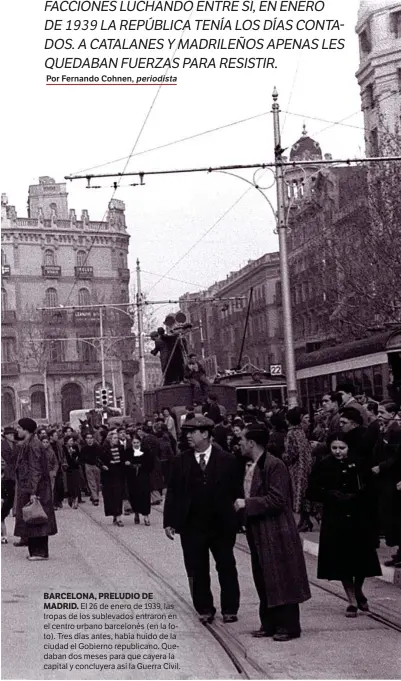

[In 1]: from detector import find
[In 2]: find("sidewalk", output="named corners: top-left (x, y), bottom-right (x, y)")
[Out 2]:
top-left (301, 529), bottom-right (401, 587)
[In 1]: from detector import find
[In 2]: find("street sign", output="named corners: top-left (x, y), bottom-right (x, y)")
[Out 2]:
top-left (270, 364), bottom-right (282, 376)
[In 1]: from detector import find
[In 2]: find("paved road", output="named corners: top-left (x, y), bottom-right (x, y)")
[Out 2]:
top-left (2, 502), bottom-right (401, 680)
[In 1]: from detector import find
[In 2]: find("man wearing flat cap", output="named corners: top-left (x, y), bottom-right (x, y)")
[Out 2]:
top-left (14, 418), bottom-right (57, 560)
top-left (164, 415), bottom-right (241, 624)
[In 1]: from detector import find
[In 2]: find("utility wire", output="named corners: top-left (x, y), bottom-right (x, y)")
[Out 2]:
top-left (146, 186), bottom-right (253, 295)
top-left (69, 111), bottom-right (272, 176)
top-left (61, 16), bottom-right (192, 308)
top-left (140, 269), bottom-right (207, 290)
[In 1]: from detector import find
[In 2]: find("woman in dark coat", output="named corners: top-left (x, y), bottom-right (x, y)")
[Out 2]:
top-left (14, 418), bottom-right (57, 560)
top-left (63, 436), bottom-right (81, 509)
top-left (307, 431), bottom-right (381, 616)
top-left (99, 431), bottom-right (125, 526)
top-left (124, 434), bottom-right (153, 525)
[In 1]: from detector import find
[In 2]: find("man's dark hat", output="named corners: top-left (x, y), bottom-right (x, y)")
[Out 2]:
top-left (18, 418), bottom-right (37, 434)
top-left (181, 415), bottom-right (214, 431)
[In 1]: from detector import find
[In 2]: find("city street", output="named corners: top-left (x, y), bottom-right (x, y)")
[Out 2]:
top-left (2, 499), bottom-right (401, 680)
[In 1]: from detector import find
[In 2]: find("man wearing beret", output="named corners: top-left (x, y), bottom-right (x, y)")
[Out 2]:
top-left (14, 418), bottom-right (57, 560)
top-left (164, 415), bottom-right (241, 624)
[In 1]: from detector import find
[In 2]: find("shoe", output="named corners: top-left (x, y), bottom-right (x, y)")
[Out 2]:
top-left (1, 537), bottom-right (8, 544)
top-left (273, 633), bottom-right (300, 642)
top-left (222, 614), bottom-right (238, 623)
top-left (357, 599), bottom-right (369, 612)
top-left (72, 500), bottom-right (78, 509)
top-left (93, 500), bottom-right (99, 506)
top-left (144, 517), bottom-right (150, 526)
top-left (116, 520), bottom-right (124, 527)
top-left (345, 605), bottom-right (358, 618)
top-left (134, 514), bottom-right (140, 525)
top-left (27, 555), bottom-right (49, 561)
top-left (251, 628), bottom-right (275, 638)
top-left (14, 540), bottom-right (28, 547)
top-left (199, 613), bottom-right (214, 624)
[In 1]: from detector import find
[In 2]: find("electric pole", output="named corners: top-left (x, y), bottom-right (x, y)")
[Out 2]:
top-left (136, 258), bottom-right (147, 407)
top-left (272, 87), bottom-right (298, 408)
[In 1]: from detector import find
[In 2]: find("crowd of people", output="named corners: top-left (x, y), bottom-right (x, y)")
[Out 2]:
top-left (1, 383), bottom-right (400, 636)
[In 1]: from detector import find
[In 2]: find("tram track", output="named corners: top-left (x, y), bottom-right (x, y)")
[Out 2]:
top-left (79, 505), bottom-right (268, 679)
top-left (234, 540), bottom-right (401, 634)
top-left (152, 503), bottom-right (401, 635)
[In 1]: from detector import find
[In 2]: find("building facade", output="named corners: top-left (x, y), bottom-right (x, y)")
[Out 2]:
top-left (1, 177), bottom-right (137, 425)
top-left (180, 252), bottom-right (283, 375)
top-left (356, 0), bottom-right (401, 155)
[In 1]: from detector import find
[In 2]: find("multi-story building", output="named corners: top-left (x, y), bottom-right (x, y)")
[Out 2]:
top-left (180, 252), bottom-right (283, 374)
top-left (285, 127), bottom-right (373, 358)
top-left (1, 176), bottom-right (138, 425)
top-left (356, 0), bottom-right (401, 155)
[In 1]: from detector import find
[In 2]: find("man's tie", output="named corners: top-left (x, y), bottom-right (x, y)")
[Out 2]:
top-left (199, 453), bottom-right (206, 471)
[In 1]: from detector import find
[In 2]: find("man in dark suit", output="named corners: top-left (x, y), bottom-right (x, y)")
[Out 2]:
top-left (164, 415), bottom-right (241, 624)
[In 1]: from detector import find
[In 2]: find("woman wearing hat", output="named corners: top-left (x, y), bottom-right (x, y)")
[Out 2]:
top-left (14, 418), bottom-right (57, 560)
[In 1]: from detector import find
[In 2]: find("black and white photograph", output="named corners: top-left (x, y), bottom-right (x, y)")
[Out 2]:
top-left (1, 0), bottom-right (401, 678)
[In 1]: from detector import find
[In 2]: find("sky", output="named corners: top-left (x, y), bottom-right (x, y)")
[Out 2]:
top-left (1, 0), bottom-right (366, 323)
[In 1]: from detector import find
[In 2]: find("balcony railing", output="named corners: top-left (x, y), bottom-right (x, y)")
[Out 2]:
top-left (1, 310), bottom-right (16, 324)
top-left (1, 362), bottom-right (20, 377)
top-left (42, 265), bottom-right (61, 278)
top-left (75, 266), bottom-right (93, 279)
top-left (118, 268), bottom-right (130, 282)
top-left (1, 264), bottom-right (11, 277)
top-left (46, 361), bottom-right (101, 375)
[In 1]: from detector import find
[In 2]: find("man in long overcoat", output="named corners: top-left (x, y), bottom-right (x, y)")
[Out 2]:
top-left (14, 418), bottom-right (57, 560)
top-left (164, 415), bottom-right (241, 624)
top-left (235, 424), bottom-right (311, 641)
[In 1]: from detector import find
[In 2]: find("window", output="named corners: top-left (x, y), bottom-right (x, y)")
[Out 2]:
top-left (1, 287), bottom-right (7, 312)
top-left (1, 338), bottom-right (16, 363)
top-left (119, 252), bottom-right (125, 268)
top-left (359, 24), bottom-right (371, 54)
top-left (49, 339), bottom-right (65, 363)
top-left (77, 337), bottom-right (97, 363)
top-left (44, 287), bottom-right (58, 308)
top-left (1, 250), bottom-right (6, 266)
top-left (78, 288), bottom-right (90, 306)
top-left (390, 11), bottom-right (401, 39)
top-left (366, 84), bottom-right (375, 109)
top-left (76, 250), bottom-right (87, 266)
top-left (370, 128), bottom-right (379, 156)
top-left (44, 249), bottom-right (55, 266)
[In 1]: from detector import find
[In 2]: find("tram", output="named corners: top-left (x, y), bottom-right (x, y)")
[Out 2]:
top-left (214, 369), bottom-right (287, 407)
top-left (295, 327), bottom-right (401, 409)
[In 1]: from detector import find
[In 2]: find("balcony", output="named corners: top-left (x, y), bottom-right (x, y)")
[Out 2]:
top-left (46, 361), bottom-right (101, 376)
top-left (1, 362), bottom-right (20, 377)
top-left (118, 268), bottom-right (130, 282)
top-left (1, 310), bottom-right (16, 324)
top-left (42, 265), bottom-right (61, 279)
top-left (121, 359), bottom-right (140, 375)
top-left (1, 264), bottom-right (11, 277)
top-left (75, 266), bottom-right (93, 279)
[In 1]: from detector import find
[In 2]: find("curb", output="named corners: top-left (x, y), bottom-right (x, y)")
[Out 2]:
top-left (302, 538), bottom-right (400, 587)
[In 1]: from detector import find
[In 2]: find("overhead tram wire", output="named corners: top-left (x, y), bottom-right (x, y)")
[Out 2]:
top-left (146, 186), bottom-right (253, 295)
top-left (61, 14), bottom-right (193, 308)
top-left (69, 111), bottom-right (272, 176)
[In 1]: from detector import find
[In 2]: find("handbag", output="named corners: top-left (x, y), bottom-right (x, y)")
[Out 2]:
top-left (22, 498), bottom-right (48, 525)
